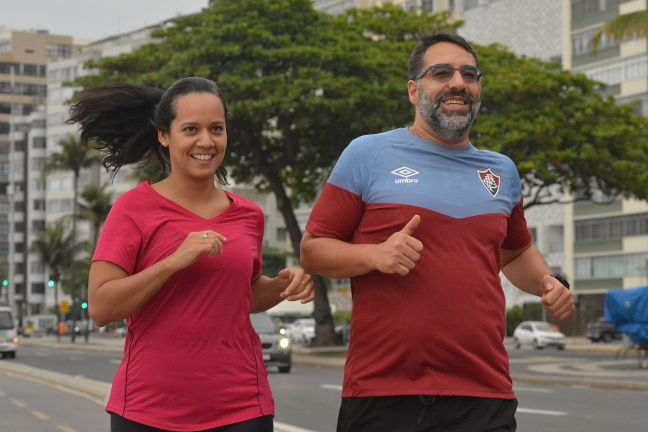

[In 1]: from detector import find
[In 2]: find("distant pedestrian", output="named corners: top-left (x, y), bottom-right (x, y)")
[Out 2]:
top-left (301, 33), bottom-right (574, 432)
top-left (70, 77), bottom-right (314, 432)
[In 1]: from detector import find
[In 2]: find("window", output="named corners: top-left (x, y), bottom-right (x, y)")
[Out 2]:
top-left (32, 220), bottom-right (45, 231)
top-left (571, 0), bottom-right (619, 20)
top-left (30, 261), bottom-right (44, 274)
top-left (276, 227), bottom-right (287, 242)
top-left (576, 253), bottom-right (648, 279)
top-left (45, 44), bottom-right (72, 59)
top-left (31, 283), bottom-right (45, 294)
top-left (584, 54), bottom-right (648, 86)
top-left (31, 157), bottom-right (46, 171)
top-left (546, 225), bottom-right (564, 253)
top-left (575, 213), bottom-right (648, 241)
top-left (33, 200), bottom-right (46, 211)
top-left (529, 227), bottom-right (538, 245)
top-left (32, 137), bottom-right (46, 149)
top-left (572, 27), bottom-right (617, 57)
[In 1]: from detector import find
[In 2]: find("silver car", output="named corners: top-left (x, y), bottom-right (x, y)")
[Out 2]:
top-left (250, 312), bottom-right (292, 373)
top-left (512, 321), bottom-right (566, 350)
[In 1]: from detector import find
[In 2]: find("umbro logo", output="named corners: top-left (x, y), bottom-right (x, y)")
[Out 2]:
top-left (391, 166), bottom-right (420, 184)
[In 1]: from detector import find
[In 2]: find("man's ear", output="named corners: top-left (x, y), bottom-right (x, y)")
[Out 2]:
top-left (407, 80), bottom-right (419, 106)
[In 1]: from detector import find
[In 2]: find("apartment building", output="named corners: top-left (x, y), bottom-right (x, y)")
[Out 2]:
top-left (0, 28), bottom-right (74, 321)
top-left (562, 0), bottom-right (648, 330)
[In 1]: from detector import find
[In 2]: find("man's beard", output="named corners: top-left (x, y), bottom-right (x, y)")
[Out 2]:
top-left (417, 86), bottom-right (481, 142)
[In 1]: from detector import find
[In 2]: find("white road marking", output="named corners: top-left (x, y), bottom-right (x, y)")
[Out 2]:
top-left (10, 398), bottom-right (26, 408)
top-left (58, 426), bottom-right (78, 432)
top-left (513, 385), bottom-right (554, 393)
top-left (31, 410), bottom-right (50, 420)
top-left (517, 407), bottom-right (568, 416)
top-left (274, 421), bottom-right (319, 432)
top-left (320, 384), bottom-right (343, 391)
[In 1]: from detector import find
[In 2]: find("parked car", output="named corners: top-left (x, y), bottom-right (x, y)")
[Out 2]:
top-left (287, 318), bottom-right (316, 345)
top-left (512, 321), bottom-right (566, 350)
top-left (0, 306), bottom-right (18, 359)
top-left (586, 317), bottom-right (622, 343)
top-left (250, 312), bottom-right (292, 373)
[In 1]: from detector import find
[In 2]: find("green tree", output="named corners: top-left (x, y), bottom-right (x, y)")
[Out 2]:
top-left (77, 184), bottom-right (113, 248)
top-left (74, 0), bottom-right (455, 345)
top-left (591, 9), bottom-right (648, 52)
top-left (473, 43), bottom-right (648, 208)
top-left (46, 134), bottom-right (100, 342)
top-left (30, 221), bottom-right (74, 341)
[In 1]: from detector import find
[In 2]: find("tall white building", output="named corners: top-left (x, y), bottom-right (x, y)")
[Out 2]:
top-left (562, 0), bottom-right (648, 330)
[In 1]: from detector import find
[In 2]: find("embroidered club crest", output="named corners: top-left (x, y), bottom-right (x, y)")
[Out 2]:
top-left (477, 168), bottom-right (500, 197)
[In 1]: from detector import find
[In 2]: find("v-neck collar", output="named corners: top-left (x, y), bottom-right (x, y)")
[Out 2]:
top-left (141, 181), bottom-right (237, 222)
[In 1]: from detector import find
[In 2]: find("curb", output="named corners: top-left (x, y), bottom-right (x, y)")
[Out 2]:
top-left (0, 359), bottom-right (110, 402)
top-left (510, 372), bottom-right (648, 392)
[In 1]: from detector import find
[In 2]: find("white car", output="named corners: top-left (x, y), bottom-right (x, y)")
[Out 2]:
top-left (512, 321), bottom-right (566, 350)
top-left (0, 307), bottom-right (18, 359)
top-left (287, 318), bottom-right (316, 345)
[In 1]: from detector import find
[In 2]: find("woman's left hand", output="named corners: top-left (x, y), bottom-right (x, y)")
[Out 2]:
top-left (277, 268), bottom-right (315, 304)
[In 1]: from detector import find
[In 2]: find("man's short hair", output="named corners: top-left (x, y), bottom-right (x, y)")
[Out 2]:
top-left (408, 33), bottom-right (479, 81)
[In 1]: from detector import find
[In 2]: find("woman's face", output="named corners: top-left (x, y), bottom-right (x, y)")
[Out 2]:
top-left (158, 92), bottom-right (227, 181)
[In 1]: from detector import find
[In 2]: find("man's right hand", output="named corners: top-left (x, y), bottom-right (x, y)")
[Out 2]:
top-left (372, 215), bottom-right (423, 276)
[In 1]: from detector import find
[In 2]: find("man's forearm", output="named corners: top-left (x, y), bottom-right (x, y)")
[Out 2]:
top-left (501, 245), bottom-right (552, 296)
top-left (300, 235), bottom-right (377, 278)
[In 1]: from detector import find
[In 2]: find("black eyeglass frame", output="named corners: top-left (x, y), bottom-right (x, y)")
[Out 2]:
top-left (414, 65), bottom-right (484, 83)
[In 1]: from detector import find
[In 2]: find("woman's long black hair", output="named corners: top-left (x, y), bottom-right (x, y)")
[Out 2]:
top-left (68, 77), bottom-right (229, 185)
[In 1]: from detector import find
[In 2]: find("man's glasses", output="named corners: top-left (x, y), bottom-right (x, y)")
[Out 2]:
top-left (415, 65), bottom-right (484, 84)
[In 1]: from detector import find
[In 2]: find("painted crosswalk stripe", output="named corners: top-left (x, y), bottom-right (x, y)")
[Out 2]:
top-left (517, 407), bottom-right (568, 416)
top-left (58, 426), bottom-right (78, 432)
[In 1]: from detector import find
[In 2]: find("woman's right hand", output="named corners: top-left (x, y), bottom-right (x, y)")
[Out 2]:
top-left (165, 230), bottom-right (228, 272)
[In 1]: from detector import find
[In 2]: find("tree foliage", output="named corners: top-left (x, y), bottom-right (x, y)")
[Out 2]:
top-left (474, 44), bottom-right (648, 207)
top-left (591, 10), bottom-right (648, 52)
top-left (77, 183), bottom-right (114, 248)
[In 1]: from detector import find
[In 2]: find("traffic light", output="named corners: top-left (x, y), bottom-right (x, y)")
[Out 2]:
top-left (47, 279), bottom-right (55, 288)
top-left (1, 279), bottom-right (7, 287)
top-left (81, 301), bottom-right (88, 310)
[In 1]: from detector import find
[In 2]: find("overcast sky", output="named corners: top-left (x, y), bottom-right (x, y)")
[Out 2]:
top-left (1, 0), bottom-right (209, 41)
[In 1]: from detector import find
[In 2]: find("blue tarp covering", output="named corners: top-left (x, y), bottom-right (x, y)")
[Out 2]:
top-left (604, 286), bottom-right (648, 345)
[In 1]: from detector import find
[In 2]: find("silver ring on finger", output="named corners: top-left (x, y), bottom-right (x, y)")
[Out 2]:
top-left (202, 232), bottom-right (209, 239)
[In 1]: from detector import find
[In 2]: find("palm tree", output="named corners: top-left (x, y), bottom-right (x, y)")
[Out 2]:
top-left (77, 184), bottom-right (113, 342)
top-left (591, 10), bottom-right (648, 52)
top-left (46, 134), bottom-right (100, 342)
top-left (78, 184), bottom-right (113, 249)
top-left (30, 222), bottom-right (73, 341)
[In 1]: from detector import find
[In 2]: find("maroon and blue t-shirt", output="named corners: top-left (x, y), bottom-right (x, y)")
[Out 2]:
top-left (93, 181), bottom-right (273, 431)
top-left (306, 128), bottom-right (531, 399)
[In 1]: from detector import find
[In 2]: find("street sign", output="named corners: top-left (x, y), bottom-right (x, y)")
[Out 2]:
top-left (60, 300), bottom-right (69, 314)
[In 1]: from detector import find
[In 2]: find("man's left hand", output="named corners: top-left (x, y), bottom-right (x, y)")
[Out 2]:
top-left (540, 274), bottom-right (574, 320)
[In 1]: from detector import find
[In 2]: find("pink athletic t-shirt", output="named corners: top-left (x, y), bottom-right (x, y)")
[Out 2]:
top-left (93, 181), bottom-right (274, 431)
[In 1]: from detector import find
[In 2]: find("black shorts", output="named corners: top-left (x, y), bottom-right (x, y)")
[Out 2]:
top-left (110, 413), bottom-right (273, 432)
top-left (337, 395), bottom-right (517, 432)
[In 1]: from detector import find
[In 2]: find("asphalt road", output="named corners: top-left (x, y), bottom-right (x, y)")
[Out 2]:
top-left (3, 345), bottom-right (648, 431)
